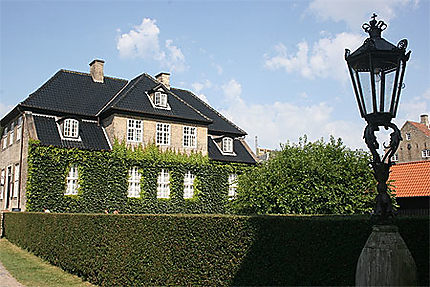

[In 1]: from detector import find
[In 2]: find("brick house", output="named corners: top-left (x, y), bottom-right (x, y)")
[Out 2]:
top-left (392, 114), bottom-right (430, 163)
top-left (0, 59), bottom-right (256, 211)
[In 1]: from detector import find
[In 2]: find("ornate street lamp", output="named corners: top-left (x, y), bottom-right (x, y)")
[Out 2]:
top-left (345, 14), bottom-right (411, 223)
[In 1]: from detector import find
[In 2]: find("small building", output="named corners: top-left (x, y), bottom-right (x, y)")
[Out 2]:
top-left (0, 59), bottom-right (256, 212)
top-left (389, 160), bottom-right (430, 216)
top-left (392, 114), bottom-right (430, 163)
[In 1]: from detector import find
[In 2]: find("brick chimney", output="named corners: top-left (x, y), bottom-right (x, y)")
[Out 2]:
top-left (155, 72), bottom-right (170, 89)
top-left (89, 59), bottom-right (105, 83)
top-left (420, 114), bottom-right (429, 127)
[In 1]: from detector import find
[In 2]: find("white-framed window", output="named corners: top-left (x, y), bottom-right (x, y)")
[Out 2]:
top-left (128, 166), bottom-right (141, 198)
top-left (2, 127), bottom-right (8, 149)
top-left (405, 133), bottom-right (411, 141)
top-left (65, 165), bottom-right (79, 195)
top-left (127, 119), bottom-right (143, 142)
top-left (422, 149), bottom-right (430, 158)
top-left (222, 137), bottom-right (233, 153)
top-left (63, 119), bottom-right (79, 138)
top-left (183, 171), bottom-right (195, 199)
top-left (16, 117), bottom-right (22, 142)
top-left (156, 123), bottom-right (170, 146)
top-left (391, 153), bottom-right (398, 162)
top-left (0, 169), bottom-right (5, 200)
top-left (157, 169), bottom-right (170, 198)
top-left (228, 173), bottom-right (238, 198)
top-left (154, 92), bottom-right (168, 108)
top-left (183, 126), bottom-right (197, 148)
top-left (13, 164), bottom-right (19, 198)
top-left (9, 123), bottom-right (14, 146)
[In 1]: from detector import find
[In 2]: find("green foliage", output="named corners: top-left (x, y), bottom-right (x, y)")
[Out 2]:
top-left (26, 140), bottom-right (250, 214)
top-left (3, 212), bottom-right (429, 286)
top-left (233, 136), bottom-right (378, 215)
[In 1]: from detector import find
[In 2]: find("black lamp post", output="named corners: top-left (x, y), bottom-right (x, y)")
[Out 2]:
top-left (345, 14), bottom-right (411, 223)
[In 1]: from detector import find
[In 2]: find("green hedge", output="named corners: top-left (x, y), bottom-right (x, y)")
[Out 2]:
top-left (3, 212), bottom-right (428, 286)
top-left (26, 141), bottom-right (249, 214)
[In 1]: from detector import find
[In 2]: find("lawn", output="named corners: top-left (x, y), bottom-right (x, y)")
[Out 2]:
top-left (0, 239), bottom-right (95, 287)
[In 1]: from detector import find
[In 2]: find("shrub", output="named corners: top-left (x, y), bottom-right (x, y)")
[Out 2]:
top-left (3, 212), bottom-right (428, 286)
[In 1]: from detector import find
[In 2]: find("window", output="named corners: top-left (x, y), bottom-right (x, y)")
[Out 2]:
top-left (127, 119), bottom-right (143, 142)
top-left (154, 92), bottom-right (168, 108)
top-left (9, 123), bottom-right (14, 146)
top-left (63, 119), bottom-right (79, 138)
top-left (422, 149), bottom-right (430, 158)
top-left (183, 171), bottom-right (195, 199)
top-left (228, 174), bottom-right (238, 198)
top-left (13, 164), bottom-right (19, 198)
top-left (0, 169), bottom-right (4, 200)
top-left (65, 165), bottom-right (79, 195)
top-left (391, 153), bottom-right (398, 162)
top-left (156, 123), bottom-right (170, 145)
top-left (183, 126), bottom-right (197, 148)
top-left (128, 167), bottom-right (141, 198)
top-left (405, 133), bottom-right (411, 141)
top-left (157, 169), bottom-right (170, 198)
top-left (16, 117), bottom-right (22, 142)
top-left (222, 137), bottom-right (233, 153)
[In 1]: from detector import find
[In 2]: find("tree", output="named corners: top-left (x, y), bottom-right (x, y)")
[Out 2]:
top-left (232, 136), bottom-right (377, 215)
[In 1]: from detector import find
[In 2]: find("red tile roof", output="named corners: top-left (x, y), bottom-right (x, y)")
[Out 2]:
top-left (389, 160), bottom-right (430, 197)
top-left (408, 121), bottom-right (430, 137)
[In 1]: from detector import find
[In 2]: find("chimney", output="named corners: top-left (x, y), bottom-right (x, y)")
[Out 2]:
top-left (89, 59), bottom-right (105, 83)
top-left (420, 114), bottom-right (429, 127)
top-left (155, 72), bottom-right (170, 89)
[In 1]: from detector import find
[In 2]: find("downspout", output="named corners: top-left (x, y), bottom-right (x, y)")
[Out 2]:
top-left (17, 107), bottom-right (25, 210)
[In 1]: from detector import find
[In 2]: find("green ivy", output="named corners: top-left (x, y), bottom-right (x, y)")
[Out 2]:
top-left (26, 140), bottom-right (252, 214)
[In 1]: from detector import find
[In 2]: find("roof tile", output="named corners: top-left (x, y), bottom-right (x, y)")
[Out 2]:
top-left (389, 160), bottom-right (430, 197)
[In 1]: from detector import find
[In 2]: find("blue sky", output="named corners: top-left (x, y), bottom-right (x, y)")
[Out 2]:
top-left (1, 0), bottom-right (429, 150)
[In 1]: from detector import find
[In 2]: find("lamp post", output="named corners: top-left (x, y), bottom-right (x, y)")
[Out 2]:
top-left (345, 14), bottom-right (417, 286)
top-left (345, 13), bottom-right (410, 223)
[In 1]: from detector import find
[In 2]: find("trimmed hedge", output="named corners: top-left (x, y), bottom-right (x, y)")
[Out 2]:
top-left (26, 141), bottom-right (250, 214)
top-left (3, 212), bottom-right (429, 286)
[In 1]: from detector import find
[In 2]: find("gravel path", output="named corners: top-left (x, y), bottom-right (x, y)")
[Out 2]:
top-left (0, 260), bottom-right (25, 287)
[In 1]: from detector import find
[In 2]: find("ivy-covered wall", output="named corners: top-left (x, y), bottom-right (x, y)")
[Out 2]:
top-left (26, 140), bottom-right (251, 214)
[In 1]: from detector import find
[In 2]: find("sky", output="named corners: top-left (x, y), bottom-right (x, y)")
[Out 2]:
top-left (1, 0), bottom-right (429, 151)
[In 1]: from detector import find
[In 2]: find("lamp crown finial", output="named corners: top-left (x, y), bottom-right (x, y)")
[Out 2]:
top-left (362, 13), bottom-right (387, 38)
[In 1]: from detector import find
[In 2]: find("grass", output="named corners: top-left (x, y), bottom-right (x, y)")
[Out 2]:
top-left (0, 239), bottom-right (95, 287)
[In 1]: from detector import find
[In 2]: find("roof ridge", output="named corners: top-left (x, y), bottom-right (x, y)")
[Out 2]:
top-left (107, 74), bottom-right (147, 110)
top-left (61, 69), bottom-right (128, 82)
top-left (172, 87), bottom-right (247, 135)
top-left (393, 160), bottom-right (430, 166)
top-left (143, 74), bottom-right (212, 123)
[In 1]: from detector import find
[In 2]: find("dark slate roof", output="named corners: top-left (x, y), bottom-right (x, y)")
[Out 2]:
top-left (101, 74), bottom-right (211, 124)
top-left (172, 88), bottom-right (246, 136)
top-left (21, 70), bottom-right (128, 117)
top-left (208, 137), bottom-right (256, 164)
top-left (33, 115), bottom-right (110, 150)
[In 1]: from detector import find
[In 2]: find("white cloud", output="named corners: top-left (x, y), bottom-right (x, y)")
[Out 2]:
top-left (396, 88), bottom-right (430, 125)
top-left (192, 79), bottom-right (212, 93)
top-left (308, 0), bottom-right (416, 28)
top-left (116, 18), bottom-right (187, 72)
top-left (264, 32), bottom-right (364, 81)
top-left (219, 79), bottom-right (366, 150)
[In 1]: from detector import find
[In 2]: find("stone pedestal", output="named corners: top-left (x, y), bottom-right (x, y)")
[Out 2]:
top-left (356, 225), bottom-right (417, 286)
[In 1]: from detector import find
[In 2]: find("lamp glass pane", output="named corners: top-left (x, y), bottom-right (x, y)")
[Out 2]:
top-left (357, 71), bottom-right (372, 115)
top-left (384, 68), bottom-right (396, 113)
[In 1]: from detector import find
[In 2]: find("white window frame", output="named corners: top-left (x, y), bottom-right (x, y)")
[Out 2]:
top-left (156, 123), bottom-right (170, 146)
top-left (154, 91), bottom-right (168, 108)
top-left (2, 137), bottom-right (6, 150)
top-left (13, 164), bottom-right (19, 198)
top-left (63, 119), bottom-right (79, 138)
top-left (391, 153), bottom-right (398, 162)
top-left (0, 169), bottom-right (5, 200)
top-left (222, 137), bottom-right (234, 153)
top-left (183, 126), bottom-right (197, 148)
top-left (405, 133), bottom-right (411, 141)
top-left (127, 119), bottom-right (143, 143)
top-left (65, 165), bottom-right (79, 195)
top-left (422, 149), bottom-right (430, 158)
top-left (157, 169), bottom-right (170, 198)
top-left (183, 171), bottom-right (195, 199)
top-left (228, 173), bottom-right (238, 199)
top-left (128, 166), bottom-right (142, 198)
top-left (16, 117), bottom-right (22, 142)
top-left (9, 124), bottom-right (14, 146)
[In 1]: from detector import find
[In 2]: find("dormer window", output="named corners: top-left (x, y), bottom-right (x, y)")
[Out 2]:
top-left (222, 137), bottom-right (233, 153)
top-left (63, 119), bottom-right (79, 138)
top-left (154, 91), bottom-right (168, 108)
